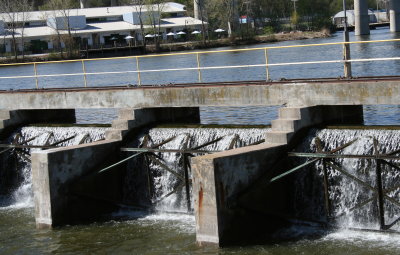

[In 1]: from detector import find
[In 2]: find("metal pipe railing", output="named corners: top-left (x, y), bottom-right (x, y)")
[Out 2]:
top-left (1, 38), bottom-right (400, 89)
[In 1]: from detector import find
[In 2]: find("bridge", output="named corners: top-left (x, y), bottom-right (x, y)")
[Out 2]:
top-left (1, 39), bottom-right (400, 246)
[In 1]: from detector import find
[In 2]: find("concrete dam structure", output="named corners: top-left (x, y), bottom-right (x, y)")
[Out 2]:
top-left (0, 78), bottom-right (399, 246)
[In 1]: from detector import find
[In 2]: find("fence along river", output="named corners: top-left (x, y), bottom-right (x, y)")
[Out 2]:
top-left (0, 27), bottom-right (399, 254)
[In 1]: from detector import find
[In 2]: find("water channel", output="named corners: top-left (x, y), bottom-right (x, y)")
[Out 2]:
top-left (0, 27), bottom-right (400, 254)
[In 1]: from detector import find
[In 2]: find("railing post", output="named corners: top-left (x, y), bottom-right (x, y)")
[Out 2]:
top-left (33, 63), bottom-right (39, 89)
top-left (343, 0), bottom-right (352, 78)
top-left (264, 48), bottom-right (270, 81)
top-left (81, 59), bottom-right (88, 88)
top-left (136, 56), bottom-right (142, 86)
top-left (196, 53), bottom-right (202, 83)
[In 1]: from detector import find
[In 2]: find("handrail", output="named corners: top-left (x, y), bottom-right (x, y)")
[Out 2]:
top-left (0, 38), bottom-right (399, 88)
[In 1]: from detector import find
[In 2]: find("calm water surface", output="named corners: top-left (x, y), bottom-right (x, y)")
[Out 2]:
top-left (1, 28), bottom-right (400, 254)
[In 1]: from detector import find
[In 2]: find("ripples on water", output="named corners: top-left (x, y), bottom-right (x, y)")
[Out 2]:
top-left (1, 28), bottom-right (400, 254)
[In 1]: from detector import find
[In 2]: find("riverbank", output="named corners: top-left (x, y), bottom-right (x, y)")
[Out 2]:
top-left (0, 30), bottom-right (331, 65)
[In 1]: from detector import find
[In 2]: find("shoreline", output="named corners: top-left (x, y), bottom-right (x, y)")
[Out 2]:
top-left (0, 31), bottom-right (331, 65)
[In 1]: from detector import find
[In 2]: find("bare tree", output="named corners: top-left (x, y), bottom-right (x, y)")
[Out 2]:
top-left (194, 0), bottom-right (208, 44)
top-left (41, 0), bottom-right (78, 58)
top-left (0, 0), bottom-right (33, 60)
top-left (145, 0), bottom-right (165, 51)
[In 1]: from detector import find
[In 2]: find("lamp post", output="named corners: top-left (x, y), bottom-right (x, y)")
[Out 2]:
top-left (343, 0), bottom-right (352, 78)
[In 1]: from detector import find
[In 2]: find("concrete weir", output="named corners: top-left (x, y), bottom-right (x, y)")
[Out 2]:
top-left (30, 107), bottom-right (199, 228)
top-left (192, 105), bottom-right (363, 246)
top-left (0, 104), bottom-right (364, 243)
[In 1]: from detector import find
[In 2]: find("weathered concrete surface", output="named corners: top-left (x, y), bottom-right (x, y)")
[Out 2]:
top-left (0, 109), bottom-right (75, 139)
top-left (32, 139), bottom-right (121, 228)
top-left (1, 79), bottom-right (400, 109)
top-left (106, 107), bottom-right (200, 140)
top-left (192, 105), bottom-right (364, 246)
top-left (354, 0), bottom-right (370, 35)
top-left (31, 107), bottom-right (200, 228)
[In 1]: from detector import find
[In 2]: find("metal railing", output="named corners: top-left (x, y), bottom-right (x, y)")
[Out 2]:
top-left (1, 38), bottom-right (400, 89)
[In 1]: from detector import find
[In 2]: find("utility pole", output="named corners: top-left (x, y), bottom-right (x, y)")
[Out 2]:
top-left (343, 0), bottom-right (352, 78)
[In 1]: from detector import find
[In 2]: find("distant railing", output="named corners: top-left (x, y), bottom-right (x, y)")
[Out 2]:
top-left (1, 38), bottom-right (400, 89)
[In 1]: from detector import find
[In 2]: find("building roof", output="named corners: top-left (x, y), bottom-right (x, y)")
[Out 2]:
top-left (0, 17), bottom-right (204, 39)
top-left (0, 2), bottom-right (186, 23)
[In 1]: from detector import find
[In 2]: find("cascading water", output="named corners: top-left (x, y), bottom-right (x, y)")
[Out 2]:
top-left (0, 126), bottom-right (108, 208)
top-left (125, 126), bottom-right (269, 213)
top-left (294, 128), bottom-right (400, 232)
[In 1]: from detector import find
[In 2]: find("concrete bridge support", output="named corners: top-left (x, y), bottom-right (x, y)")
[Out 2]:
top-left (390, 0), bottom-right (400, 32)
top-left (32, 107), bottom-right (200, 228)
top-left (192, 105), bottom-right (363, 246)
top-left (354, 0), bottom-right (370, 35)
top-left (0, 109), bottom-right (76, 139)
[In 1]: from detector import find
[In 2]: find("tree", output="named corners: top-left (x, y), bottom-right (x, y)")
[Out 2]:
top-left (0, 0), bottom-right (33, 60)
top-left (40, 0), bottom-right (79, 58)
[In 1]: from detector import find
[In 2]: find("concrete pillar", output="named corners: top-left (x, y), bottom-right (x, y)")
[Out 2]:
top-left (354, 0), bottom-right (370, 35)
top-left (390, 0), bottom-right (400, 32)
top-left (192, 105), bottom-right (364, 246)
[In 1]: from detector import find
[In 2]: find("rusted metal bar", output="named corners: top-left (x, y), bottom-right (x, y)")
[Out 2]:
top-left (381, 159), bottom-right (400, 171)
top-left (78, 133), bottom-right (90, 144)
top-left (183, 154), bottom-right (192, 212)
top-left (144, 154), bottom-right (153, 200)
top-left (289, 152), bottom-right (400, 160)
top-left (270, 158), bottom-right (320, 183)
top-left (147, 155), bottom-right (185, 182)
top-left (327, 160), bottom-right (400, 209)
top-left (335, 196), bottom-right (376, 218)
top-left (322, 159), bottom-right (331, 219)
top-left (374, 139), bottom-right (386, 230)
top-left (153, 183), bottom-right (185, 204)
top-left (49, 135), bottom-right (77, 146)
top-left (0, 134), bottom-right (43, 154)
top-left (0, 144), bottom-right (57, 149)
top-left (247, 139), bottom-right (265, 146)
top-left (386, 216), bottom-right (400, 230)
top-left (191, 136), bottom-right (224, 150)
top-left (121, 148), bottom-right (219, 154)
top-left (228, 134), bottom-right (239, 150)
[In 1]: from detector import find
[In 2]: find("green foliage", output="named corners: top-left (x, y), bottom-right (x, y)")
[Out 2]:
top-left (263, 26), bottom-right (274, 35)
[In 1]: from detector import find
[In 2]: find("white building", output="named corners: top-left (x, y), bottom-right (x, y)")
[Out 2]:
top-left (0, 2), bottom-right (204, 54)
top-left (333, 10), bottom-right (378, 27)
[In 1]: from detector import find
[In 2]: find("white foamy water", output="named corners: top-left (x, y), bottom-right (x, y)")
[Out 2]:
top-left (297, 128), bottom-right (400, 232)
top-left (127, 127), bottom-right (269, 213)
top-left (0, 126), bottom-right (109, 208)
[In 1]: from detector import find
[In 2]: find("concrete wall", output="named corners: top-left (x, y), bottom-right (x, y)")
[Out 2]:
top-left (31, 106), bottom-right (200, 228)
top-left (0, 109), bottom-right (76, 139)
top-left (32, 139), bottom-right (121, 228)
top-left (192, 105), bottom-right (364, 246)
top-left (1, 80), bottom-right (400, 110)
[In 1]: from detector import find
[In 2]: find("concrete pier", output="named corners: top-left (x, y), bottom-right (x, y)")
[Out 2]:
top-left (192, 105), bottom-right (364, 246)
top-left (390, 0), bottom-right (400, 32)
top-left (354, 0), bottom-right (370, 35)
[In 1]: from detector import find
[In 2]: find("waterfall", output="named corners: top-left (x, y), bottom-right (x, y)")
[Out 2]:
top-left (0, 126), bottom-right (109, 208)
top-left (125, 126), bottom-right (269, 213)
top-left (294, 128), bottom-right (400, 232)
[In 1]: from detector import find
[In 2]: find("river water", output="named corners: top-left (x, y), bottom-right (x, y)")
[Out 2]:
top-left (1, 27), bottom-right (400, 254)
